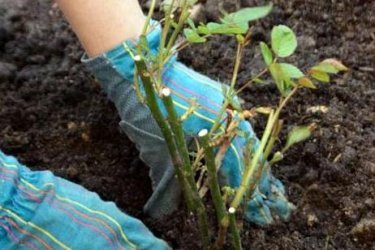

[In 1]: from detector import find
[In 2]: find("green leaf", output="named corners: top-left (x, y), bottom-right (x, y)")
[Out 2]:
top-left (312, 63), bottom-right (339, 74)
top-left (309, 69), bottom-right (330, 83)
top-left (260, 42), bottom-right (273, 66)
top-left (320, 58), bottom-right (348, 72)
top-left (197, 24), bottom-right (210, 34)
top-left (269, 62), bottom-right (292, 96)
top-left (222, 3), bottom-right (273, 24)
top-left (298, 77), bottom-right (316, 89)
top-left (283, 125), bottom-right (315, 152)
top-left (183, 28), bottom-right (206, 43)
top-left (270, 151), bottom-right (284, 164)
top-left (253, 77), bottom-right (265, 84)
top-left (269, 63), bottom-right (284, 94)
top-left (280, 63), bottom-right (304, 78)
top-left (187, 18), bottom-right (196, 30)
top-left (206, 3), bottom-right (273, 35)
top-left (206, 22), bottom-right (246, 35)
top-left (271, 25), bottom-right (297, 57)
top-left (255, 106), bottom-right (273, 114)
top-left (228, 97), bottom-right (242, 111)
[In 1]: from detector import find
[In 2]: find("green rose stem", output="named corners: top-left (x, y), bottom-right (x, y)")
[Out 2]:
top-left (165, 0), bottom-right (190, 56)
top-left (133, 56), bottom-right (196, 211)
top-left (231, 110), bottom-right (275, 209)
top-left (228, 207), bottom-right (242, 250)
top-left (134, 56), bottom-right (210, 248)
top-left (198, 129), bottom-right (226, 222)
top-left (199, 129), bottom-right (230, 248)
top-left (210, 44), bottom-right (243, 136)
top-left (161, 88), bottom-right (211, 249)
top-left (231, 86), bottom-right (298, 210)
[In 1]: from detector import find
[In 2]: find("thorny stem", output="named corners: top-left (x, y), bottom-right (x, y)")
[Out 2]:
top-left (165, 0), bottom-right (190, 56)
top-left (231, 86), bottom-right (299, 209)
top-left (162, 89), bottom-right (194, 188)
top-left (199, 129), bottom-right (226, 222)
top-left (263, 119), bottom-right (283, 162)
top-left (230, 45), bottom-right (243, 89)
top-left (210, 43), bottom-right (243, 136)
top-left (199, 129), bottom-right (231, 249)
top-left (236, 68), bottom-right (268, 94)
top-left (231, 109), bottom-right (275, 209)
top-left (142, 2), bottom-right (211, 247)
top-left (133, 55), bottom-right (195, 212)
top-left (142, 0), bottom-right (156, 36)
top-left (275, 86), bottom-right (299, 119)
top-left (162, 89), bottom-right (211, 249)
top-left (157, 0), bottom-right (176, 85)
top-left (229, 208), bottom-right (242, 250)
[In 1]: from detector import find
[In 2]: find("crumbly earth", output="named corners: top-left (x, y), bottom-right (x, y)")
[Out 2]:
top-left (0, 0), bottom-right (374, 249)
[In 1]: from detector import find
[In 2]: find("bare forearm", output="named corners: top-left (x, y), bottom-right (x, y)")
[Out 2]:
top-left (56, 0), bottom-right (145, 57)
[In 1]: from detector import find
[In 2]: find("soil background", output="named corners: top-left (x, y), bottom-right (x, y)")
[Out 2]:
top-left (0, 0), bottom-right (374, 249)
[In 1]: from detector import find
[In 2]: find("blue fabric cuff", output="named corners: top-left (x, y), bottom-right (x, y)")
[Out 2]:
top-left (82, 21), bottom-right (162, 80)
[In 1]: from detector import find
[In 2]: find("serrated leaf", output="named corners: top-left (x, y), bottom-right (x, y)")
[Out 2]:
top-left (283, 125), bottom-right (314, 152)
top-left (298, 77), bottom-right (316, 89)
top-left (271, 25), bottom-right (297, 57)
top-left (260, 42), bottom-right (273, 66)
top-left (309, 69), bottom-right (330, 83)
top-left (222, 3), bottom-right (273, 24)
top-left (321, 58), bottom-right (348, 71)
top-left (280, 63), bottom-right (304, 78)
top-left (184, 28), bottom-right (206, 43)
top-left (205, 4), bottom-right (273, 35)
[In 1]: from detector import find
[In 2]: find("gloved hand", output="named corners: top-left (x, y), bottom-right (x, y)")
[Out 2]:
top-left (82, 23), bottom-right (294, 225)
top-left (0, 150), bottom-right (170, 250)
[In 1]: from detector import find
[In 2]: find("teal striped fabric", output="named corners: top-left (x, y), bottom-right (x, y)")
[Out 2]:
top-left (0, 150), bottom-right (170, 250)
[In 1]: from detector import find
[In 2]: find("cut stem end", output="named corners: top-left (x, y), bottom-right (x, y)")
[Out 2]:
top-left (228, 207), bottom-right (236, 214)
top-left (198, 129), bottom-right (209, 137)
top-left (161, 87), bottom-right (171, 97)
top-left (134, 55), bottom-right (142, 61)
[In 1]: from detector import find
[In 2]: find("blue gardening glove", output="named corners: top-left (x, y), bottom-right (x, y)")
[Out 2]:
top-left (0, 150), bottom-right (170, 250)
top-left (82, 22), bottom-right (294, 225)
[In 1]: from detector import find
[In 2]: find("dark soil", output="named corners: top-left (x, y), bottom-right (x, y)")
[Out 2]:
top-left (0, 0), bottom-right (374, 249)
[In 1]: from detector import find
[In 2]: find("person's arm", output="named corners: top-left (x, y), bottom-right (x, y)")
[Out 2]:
top-left (56, 0), bottom-right (145, 57)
